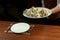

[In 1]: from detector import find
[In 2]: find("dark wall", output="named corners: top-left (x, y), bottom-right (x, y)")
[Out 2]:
top-left (0, 0), bottom-right (19, 22)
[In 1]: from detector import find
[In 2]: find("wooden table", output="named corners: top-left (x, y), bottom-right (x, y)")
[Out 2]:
top-left (0, 21), bottom-right (60, 40)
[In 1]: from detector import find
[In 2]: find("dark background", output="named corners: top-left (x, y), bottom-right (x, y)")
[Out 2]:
top-left (0, 0), bottom-right (42, 22)
top-left (0, 0), bottom-right (58, 24)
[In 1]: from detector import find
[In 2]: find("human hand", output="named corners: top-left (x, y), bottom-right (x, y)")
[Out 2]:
top-left (47, 4), bottom-right (60, 20)
top-left (51, 4), bottom-right (60, 14)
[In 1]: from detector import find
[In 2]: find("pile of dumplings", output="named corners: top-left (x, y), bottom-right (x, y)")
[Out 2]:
top-left (23, 7), bottom-right (48, 18)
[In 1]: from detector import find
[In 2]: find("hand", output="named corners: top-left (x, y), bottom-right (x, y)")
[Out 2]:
top-left (51, 4), bottom-right (60, 14)
top-left (47, 4), bottom-right (60, 20)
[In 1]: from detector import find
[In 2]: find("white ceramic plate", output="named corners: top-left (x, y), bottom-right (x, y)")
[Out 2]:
top-left (10, 23), bottom-right (30, 33)
top-left (23, 7), bottom-right (52, 19)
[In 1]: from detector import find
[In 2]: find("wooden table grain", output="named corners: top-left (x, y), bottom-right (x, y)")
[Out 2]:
top-left (0, 21), bottom-right (60, 40)
top-left (30, 24), bottom-right (60, 40)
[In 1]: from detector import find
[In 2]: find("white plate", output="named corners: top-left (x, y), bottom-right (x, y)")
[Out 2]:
top-left (10, 23), bottom-right (30, 33)
top-left (23, 7), bottom-right (52, 19)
